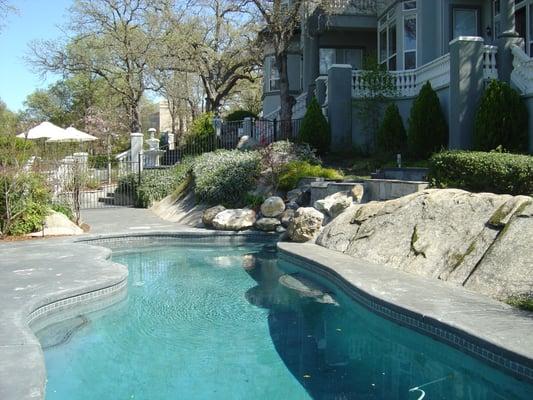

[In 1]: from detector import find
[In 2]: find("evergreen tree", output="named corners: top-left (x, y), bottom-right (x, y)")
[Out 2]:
top-left (298, 97), bottom-right (331, 155)
top-left (377, 103), bottom-right (407, 155)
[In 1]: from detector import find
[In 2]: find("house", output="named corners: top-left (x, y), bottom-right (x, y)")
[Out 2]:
top-left (262, 0), bottom-right (533, 154)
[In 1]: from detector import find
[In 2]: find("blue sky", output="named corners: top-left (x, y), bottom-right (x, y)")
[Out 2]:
top-left (0, 0), bottom-right (71, 112)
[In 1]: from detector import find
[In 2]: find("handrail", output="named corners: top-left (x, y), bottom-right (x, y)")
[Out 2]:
top-left (511, 44), bottom-right (533, 95)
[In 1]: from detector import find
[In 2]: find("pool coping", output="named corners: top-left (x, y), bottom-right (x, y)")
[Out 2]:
top-left (1, 230), bottom-right (532, 399)
top-left (277, 242), bottom-right (533, 385)
top-left (0, 230), bottom-right (277, 400)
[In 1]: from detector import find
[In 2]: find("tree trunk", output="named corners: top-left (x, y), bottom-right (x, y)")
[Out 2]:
top-left (129, 103), bottom-right (141, 133)
top-left (277, 52), bottom-right (295, 139)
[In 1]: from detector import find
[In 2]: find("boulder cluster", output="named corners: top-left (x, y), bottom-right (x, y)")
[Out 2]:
top-left (202, 183), bottom-right (365, 243)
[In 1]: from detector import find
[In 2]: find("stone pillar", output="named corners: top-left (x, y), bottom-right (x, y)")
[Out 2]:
top-left (243, 117), bottom-right (253, 138)
top-left (315, 76), bottom-right (328, 106)
top-left (449, 37), bottom-right (485, 150)
top-left (167, 133), bottom-right (175, 150)
top-left (497, 0), bottom-right (524, 83)
top-left (130, 132), bottom-right (144, 172)
top-left (327, 65), bottom-right (353, 151)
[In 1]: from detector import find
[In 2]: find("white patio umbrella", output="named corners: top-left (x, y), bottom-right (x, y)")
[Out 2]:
top-left (46, 127), bottom-right (98, 143)
top-left (16, 121), bottom-right (66, 140)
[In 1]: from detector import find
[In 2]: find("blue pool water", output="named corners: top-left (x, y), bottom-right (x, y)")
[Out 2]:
top-left (39, 243), bottom-right (533, 399)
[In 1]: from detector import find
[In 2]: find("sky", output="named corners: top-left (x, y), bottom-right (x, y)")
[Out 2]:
top-left (0, 0), bottom-right (72, 112)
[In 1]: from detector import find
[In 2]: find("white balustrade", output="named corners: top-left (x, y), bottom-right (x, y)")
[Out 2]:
top-left (328, 0), bottom-right (376, 15)
top-left (483, 45), bottom-right (498, 80)
top-left (511, 44), bottom-right (533, 95)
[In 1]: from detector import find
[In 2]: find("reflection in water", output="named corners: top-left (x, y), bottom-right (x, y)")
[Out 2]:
top-left (244, 249), bottom-right (533, 400)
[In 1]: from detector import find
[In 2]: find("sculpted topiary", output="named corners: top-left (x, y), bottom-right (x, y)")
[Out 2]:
top-left (473, 80), bottom-right (529, 153)
top-left (408, 82), bottom-right (448, 159)
top-left (298, 97), bottom-right (331, 155)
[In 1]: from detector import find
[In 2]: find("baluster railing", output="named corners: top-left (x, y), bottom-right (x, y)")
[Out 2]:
top-left (510, 44), bottom-right (533, 95)
top-left (483, 45), bottom-right (498, 80)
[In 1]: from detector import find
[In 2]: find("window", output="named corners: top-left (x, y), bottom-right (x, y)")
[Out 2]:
top-left (319, 48), bottom-right (335, 75)
top-left (404, 15), bottom-right (416, 69)
top-left (379, 11), bottom-right (397, 71)
top-left (452, 8), bottom-right (479, 38)
top-left (268, 56), bottom-right (280, 91)
top-left (319, 48), bottom-right (364, 74)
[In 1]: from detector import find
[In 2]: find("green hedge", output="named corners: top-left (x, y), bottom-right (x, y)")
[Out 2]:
top-left (429, 151), bottom-right (533, 195)
top-left (193, 149), bottom-right (261, 206)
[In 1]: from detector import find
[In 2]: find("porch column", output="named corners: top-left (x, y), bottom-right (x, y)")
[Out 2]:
top-left (327, 65), bottom-right (353, 151)
top-left (497, 0), bottom-right (524, 83)
top-left (449, 37), bottom-right (485, 150)
top-left (303, 31), bottom-right (319, 93)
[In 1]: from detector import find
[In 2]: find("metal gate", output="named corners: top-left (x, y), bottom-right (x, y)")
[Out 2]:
top-left (33, 156), bottom-right (153, 209)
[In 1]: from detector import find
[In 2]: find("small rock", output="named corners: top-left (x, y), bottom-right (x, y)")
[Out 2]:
top-left (287, 188), bottom-right (303, 202)
top-left (288, 207), bottom-right (325, 243)
top-left (261, 196), bottom-right (286, 218)
top-left (212, 209), bottom-right (256, 231)
top-left (202, 205), bottom-right (226, 227)
top-left (314, 192), bottom-right (353, 219)
top-left (255, 217), bottom-right (281, 232)
top-left (276, 225), bottom-right (287, 234)
top-left (280, 209), bottom-right (295, 228)
top-left (286, 201), bottom-right (300, 210)
top-left (350, 184), bottom-right (365, 203)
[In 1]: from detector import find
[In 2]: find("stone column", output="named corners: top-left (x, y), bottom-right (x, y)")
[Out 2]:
top-left (497, 0), bottom-right (524, 83)
top-left (315, 76), bottom-right (328, 106)
top-left (303, 32), bottom-right (319, 91)
top-left (449, 37), bottom-right (485, 150)
top-left (327, 65), bottom-right (353, 151)
top-left (130, 132), bottom-right (144, 172)
top-left (243, 117), bottom-right (253, 138)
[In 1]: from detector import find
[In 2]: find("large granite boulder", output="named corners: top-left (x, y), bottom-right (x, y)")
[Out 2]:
top-left (202, 205), bottom-right (226, 227)
top-left (260, 196), bottom-right (285, 218)
top-left (314, 191), bottom-right (353, 219)
top-left (317, 189), bottom-right (533, 303)
top-left (212, 209), bottom-right (256, 231)
top-left (288, 207), bottom-right (325, 243)
top-left (255, 217), bottom-right (281, 232)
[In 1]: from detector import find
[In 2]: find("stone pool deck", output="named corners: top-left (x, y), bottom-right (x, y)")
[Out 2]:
top-left (0, 208), bottom-right (532, 399)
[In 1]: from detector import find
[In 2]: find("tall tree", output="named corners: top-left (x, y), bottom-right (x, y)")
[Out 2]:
top-left (28, 0), bottom-right (172, 132)
top-left (0, 0), bottom-right (17, 32)
top-left (0, 99), bottom-right (19, 136)
top-left (163, 0), bottom-right (261, 113)
top-left (241, 0), bottom-right (331, 135)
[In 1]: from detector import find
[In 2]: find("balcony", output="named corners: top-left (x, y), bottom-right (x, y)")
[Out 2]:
top-left (326, 0), bottom-right (377, 16)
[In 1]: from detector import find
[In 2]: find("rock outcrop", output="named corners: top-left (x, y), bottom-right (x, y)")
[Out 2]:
top-left (288, 207), bottom-right (325, 243)
top-left (316, 189), bottom-right (533, 302)
top-left (212, 209), bottom-right (256, 231)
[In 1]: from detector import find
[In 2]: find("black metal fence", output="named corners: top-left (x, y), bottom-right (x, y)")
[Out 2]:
top-left (32, 157), bottom-right (171, 210)
top-left (162, 118), bottom-right (303, 165)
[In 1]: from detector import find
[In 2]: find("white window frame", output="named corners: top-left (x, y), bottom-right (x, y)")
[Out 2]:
top-left (403, 2), bottom-right (417, 70)
top-left (268, 56), bottom-right (280, 92)
top-left (378, 10), bottom-right (397, 71)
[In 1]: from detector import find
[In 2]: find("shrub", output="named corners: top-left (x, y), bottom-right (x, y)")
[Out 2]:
top-left (116, 158), bottom-right (196, 208)
top-left (278, 161), bottom-right (344, 191)
top-left (193, 149), bottom-right (261, 206)
top-left (298, 97), bottom-right (331, 155)
top-left (190, 112), bottom-right (215, 138)
top-left (429, 150), bottom-right (533, 195)
top-left (377, 103), bottom-right (407, 155)
top-left (0, 172), bottom-right (51, 236)
top-left (408, 82), bottom-right (448, 159)
top-left (0, 136), bottom-right (34, 166)
top-left (225, 110), bottom-right (258, 122)
top-left (473, 80), bottom-right (529, 153)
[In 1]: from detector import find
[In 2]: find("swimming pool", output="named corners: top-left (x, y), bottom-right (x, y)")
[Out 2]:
top-left (38, 243), bottom-right (533, 399)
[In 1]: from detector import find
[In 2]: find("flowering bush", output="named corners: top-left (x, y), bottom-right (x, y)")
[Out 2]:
top-left (193, 149), bottom-right (261, 206)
